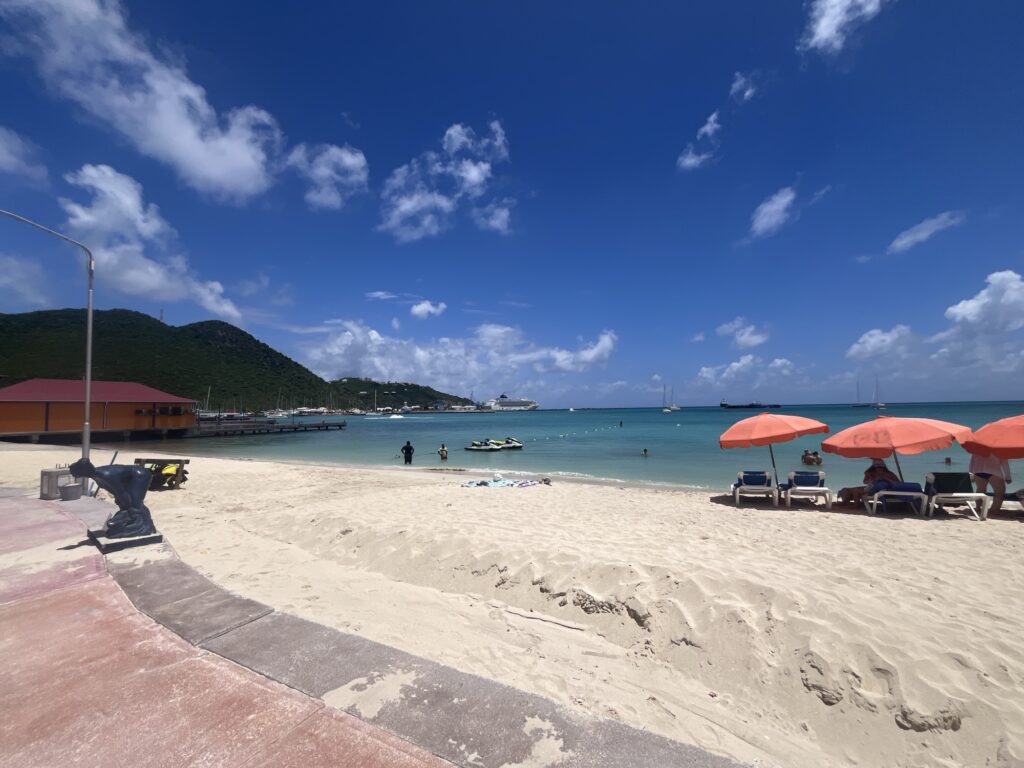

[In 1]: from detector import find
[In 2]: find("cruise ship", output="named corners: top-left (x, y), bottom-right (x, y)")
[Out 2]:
top-left (484, 393), bottom-right (539, 411)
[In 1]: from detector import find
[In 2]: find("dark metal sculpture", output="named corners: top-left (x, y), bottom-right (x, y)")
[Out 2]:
top-left (69, 459), bottom-right (157, 538)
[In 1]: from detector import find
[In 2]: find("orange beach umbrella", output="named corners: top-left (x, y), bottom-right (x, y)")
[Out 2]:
top-left (720, 413), bottom-right (829, 484)
top-left (962, 414), bottom-right (1024, 459)
top-left (821, 416), bottom-right (972, 479)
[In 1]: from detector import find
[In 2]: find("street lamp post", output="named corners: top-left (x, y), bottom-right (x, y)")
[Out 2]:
top-left (0, 209), bottom-right (95, 461)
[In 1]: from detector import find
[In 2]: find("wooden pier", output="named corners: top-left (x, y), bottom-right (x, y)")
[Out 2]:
top-left (192, 419), bottom-right (346, 437)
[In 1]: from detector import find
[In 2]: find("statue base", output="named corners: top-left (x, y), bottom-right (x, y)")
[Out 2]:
top-left (88, 527), bottom-right (163, 554)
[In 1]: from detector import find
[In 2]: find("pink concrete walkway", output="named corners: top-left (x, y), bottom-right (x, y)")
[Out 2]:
top-left (0, 496), bottom-right (450, 768)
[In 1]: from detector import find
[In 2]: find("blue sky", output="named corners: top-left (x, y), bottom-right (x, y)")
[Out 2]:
top-left (1, 1), bottom-right (1022, 407)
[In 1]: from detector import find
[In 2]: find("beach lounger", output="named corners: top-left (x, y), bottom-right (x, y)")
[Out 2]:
top-left (733, 470), bottom-right (778, 507)
top-left (779, 470), bottom-right (832, 510)
top-left (925, 472), bottom-right (990, 520)
top-left (864, 481), bottom-right (927, 517)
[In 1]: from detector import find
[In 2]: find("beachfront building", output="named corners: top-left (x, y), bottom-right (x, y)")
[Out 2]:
top-left (0, 378), bottom-right (197, 442)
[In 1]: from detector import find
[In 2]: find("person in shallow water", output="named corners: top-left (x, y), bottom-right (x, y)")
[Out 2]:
top-left (438, 443), bottom-right (448, 461)
top-left (401, 441), bottom-right (414, 465)
top-left (642, 448), bottom-right (648, 458)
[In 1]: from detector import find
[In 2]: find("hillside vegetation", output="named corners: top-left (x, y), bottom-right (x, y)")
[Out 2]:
top-left (0, 309), bottom-right (472, 411)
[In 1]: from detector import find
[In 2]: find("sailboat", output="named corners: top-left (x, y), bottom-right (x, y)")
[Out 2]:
top-left (852, 378), bottom-right (885, 409)
top-left (661, 384), bottom-right (671, 413)
top-left (667, 386), bottom-right (681, 412)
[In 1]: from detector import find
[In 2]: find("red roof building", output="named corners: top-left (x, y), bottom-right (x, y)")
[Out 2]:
top-left (0, 379), bottom-right (196, 437)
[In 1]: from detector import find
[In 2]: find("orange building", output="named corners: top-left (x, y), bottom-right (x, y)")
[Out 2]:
top-left (0, 379), bottom-right (197, 439)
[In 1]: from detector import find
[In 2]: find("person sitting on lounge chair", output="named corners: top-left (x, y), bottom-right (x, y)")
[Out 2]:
top-left (970, 452), bottom-right (1012, 515)
top-left (838, 459), bottom-right (899, 504)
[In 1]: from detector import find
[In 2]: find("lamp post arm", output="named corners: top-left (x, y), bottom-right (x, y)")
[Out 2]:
top-left (0, 209), bottom-right (95, 461)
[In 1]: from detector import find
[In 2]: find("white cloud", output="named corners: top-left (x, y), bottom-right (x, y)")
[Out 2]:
top-left (677, 144), bottom-right (713, 171)
top-left (730, 72), bottom-right (757, 102)
top-left (0, 0), bottom-right (283, 201)
top-left (696, 111), bottom-right (721, 140)
top-left (943, 270), bottom-right (1024, 333)
top-left (472, 199), bottom-right (514, 234)
top-left (410, 300), bottom-right (447, 319)
top-left (59, 163), bottom-right (241, 321)
top-left (286, 143), bottom-right (368, 210)
top-left (721, 354), bottom-right (759, 381)
top-left (801, 0), bottom-right (888, 54)
top-left (301, 321), bottom-right (617, 393)
top-left (691, 332), bottom-right (705, 343)
top-left (366, 291), bottom-right (398, 300)
top-left (843, 272), bottom-right (1024, 381)
top-left (0, 0), bottom-right (367, 207)
top-left (846, 324), bottom-right (912, 359)
top-left (887, 210), bottom-right (966, 254)
top-left (717, 316), bottom-right (769, 349)
top-left (0, 125), bottom-right (47, 182)
top-left (0, 253), bottom-right (48, 305)
top-left (750, 186), bottom-right (796, 239)
top-left (391, 317), bottom-right (401, 331)
top-left (651, 373), bottom-right (662, 382)
top-left (696, 354), bottom-right (800, 390)
top-left (380, 120), bottom-right (512, 242)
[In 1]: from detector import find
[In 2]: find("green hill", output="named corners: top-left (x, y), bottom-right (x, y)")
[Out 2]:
top-left (0, 308), bottom-right (472, 411)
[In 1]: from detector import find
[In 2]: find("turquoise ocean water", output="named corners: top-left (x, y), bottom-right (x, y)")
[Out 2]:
top-left (117, 401), bottom-right (1023, 491)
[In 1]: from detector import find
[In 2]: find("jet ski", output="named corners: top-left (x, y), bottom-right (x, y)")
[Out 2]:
top-left (465, 440), bottom-right (502, 452)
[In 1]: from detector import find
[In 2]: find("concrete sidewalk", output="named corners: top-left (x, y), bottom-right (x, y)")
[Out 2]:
top-left (0, 495), bottom-right (451, 768)
top-left (0, 493), bottom-right (746, 768)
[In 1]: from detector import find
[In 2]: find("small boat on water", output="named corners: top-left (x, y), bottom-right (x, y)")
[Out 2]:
top-left (490, 437), bottom-right (524, 450)
top-left (466, 440), bottom-right (501, 452)
top-left (720, 399), bottom-right (781, 409)
top-left (465, 437), bottom-right (524, 451)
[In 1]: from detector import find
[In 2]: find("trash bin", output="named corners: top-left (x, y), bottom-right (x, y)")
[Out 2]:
top-left (40, 467), bottom-right (73, 500)
top-left (60, 483), bottom-right (83, 501)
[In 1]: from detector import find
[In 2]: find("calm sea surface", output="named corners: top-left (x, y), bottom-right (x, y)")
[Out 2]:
top-left (115, 402), bottom-right (1024, 491)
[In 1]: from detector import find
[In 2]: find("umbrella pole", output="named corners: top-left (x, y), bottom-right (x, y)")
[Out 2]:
top-left (893, 454), bottom-right (904, 482)
top-left (769, 444), bottom-right (779, 486)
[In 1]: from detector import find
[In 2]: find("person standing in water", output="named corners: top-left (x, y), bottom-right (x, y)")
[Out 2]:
top-left (401, 441), bottom-right (414, 465)
top-left (438, 443), bottom-right (448, 461)
top-left (642, 448), bottom-right (648, 458)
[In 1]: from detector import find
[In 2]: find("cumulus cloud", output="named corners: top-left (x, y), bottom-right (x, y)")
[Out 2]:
top-left (59, 163), bottom-right (241, 321)
top-left (942, 270), bottom-right (1024, 332)
top-left (301, 321), bottom-right (617, 393)
top-left (0, 253), bottom-right (48, 305)
top-left (0, 125), bottom-right (47, 181)
top-left (846, 324), bottom-right (912, 359)
top-left (677, 144), bottom-right (714, 171)
top-left (801, 0), bottom-right (888, 54)
top-left (472, 199), bottom-right (514, 234)
top-left (730, 72), bottom-right (757, 102)
top-left (696, 111), bottom-right (721, 140)
top-left (380, 120), bottom-right (512, 242)
top-left (410, 300), bottom-right (447, 319)
top-left (286, 143), bottom-right (368, 210)
top-left (749, 186), bottom-right (796, 239)
top-left (691, 332), bottom-right (706, 343)
top-left (696, 354), bottom-right (799, 390)
top-left (887, 210), bottom-right (966, 254)
top-left (717, 317), bottom-right (770, 349)
top-left (842, 272), bottom-right (1024, 382)
top-left (0, 0), bottom-right (367, 206)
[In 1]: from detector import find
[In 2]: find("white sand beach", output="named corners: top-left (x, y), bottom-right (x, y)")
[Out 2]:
top-left (3, 445), bottom-right (1023, 768)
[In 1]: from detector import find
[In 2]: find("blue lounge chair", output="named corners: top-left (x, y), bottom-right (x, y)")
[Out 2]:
top-left (733, 470), bottom-right (778, 507)
top-left (925, 472), bottom-right (989, 520)
top-left (864, 480), bottom-right (927, 516)
top-left (779, 470), bottom-right (832, 510)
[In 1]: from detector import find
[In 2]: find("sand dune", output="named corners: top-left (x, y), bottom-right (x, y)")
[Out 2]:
top-left (3, 446), bottom-right (1022, 767)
